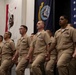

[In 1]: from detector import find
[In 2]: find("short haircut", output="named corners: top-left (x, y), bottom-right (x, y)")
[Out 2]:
top-left (0, 35), bottom-right (3, 41)
top-left (31, 33), bottom-right (34, 35)
top-left (42, 21), bottom-right (45, 25)
top-left (38, 20), bottom-right (45, 28)
top-left (8, 31), bottom-right (12, 38)
top-left (21, 25), bottom-right (28, 32)
top-left (46, 29), bottom-right (52, 32)
top-left (61, 15), bottom-right (69, 20)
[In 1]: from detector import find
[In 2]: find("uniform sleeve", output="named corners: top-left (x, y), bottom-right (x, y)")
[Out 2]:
top-left (16, 39), bottom-right (20, 51)
top-left (30, 41), bottom-right (34, 47)
top-left (27, 37), bottom-right (31, 47)
top-left (51, 37), bottom-right (56, 44)
top-left (44, 32), bottom-right (51, 45)
top-left (53, 32), bottom-right (57, 44)
top-left (71, 29), bottom-right (76, 42)
top-left (0, 47), bottom-right (2, 54)
top-left (0, 43), bottom-right (4, 54)
top-left (30, 36), bottom-right (36, 48)
top-left (10, 41), bottom-right (15, 51)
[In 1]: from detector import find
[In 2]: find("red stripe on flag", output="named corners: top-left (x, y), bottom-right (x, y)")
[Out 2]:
top-left (5, 4), bottom-right (9, 32)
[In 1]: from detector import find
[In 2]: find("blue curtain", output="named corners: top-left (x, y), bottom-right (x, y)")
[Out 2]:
top-left (71, 0), bottom-right (76, 28)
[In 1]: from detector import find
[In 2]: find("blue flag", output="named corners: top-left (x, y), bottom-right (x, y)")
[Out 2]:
top-left (71, 0), bottom-right (76, 28)
top-left (34, 0), bottom-right (53, 33)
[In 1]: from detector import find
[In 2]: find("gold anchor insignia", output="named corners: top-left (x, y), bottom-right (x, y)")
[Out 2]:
top-left (38, 2), bottom-right (44, 21)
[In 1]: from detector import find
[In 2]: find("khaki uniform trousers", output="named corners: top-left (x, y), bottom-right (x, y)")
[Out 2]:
top-left (0, 55), bottom-right (13, 75)
top-left (0, 54), bottom-right (2, 66)
top-left (15, 55), bottom-right (29, 75)
top-left (0, 59), bottom-right (1, 66)
top-left (45, 54), bottom-right (57, 75)
top-left (31, 53), bottom-right (45, 75)
top-left (68, 58), bottom-right (76, 75)
top-left (57, 50), bottom-right (73, 75)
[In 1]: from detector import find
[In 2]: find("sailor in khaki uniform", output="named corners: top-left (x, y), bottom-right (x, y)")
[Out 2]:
top-left (67, 24), bottom-right (76, 75)
top-left (45, 30), bottom-right (57, 75)
top-left (12, 25), bottom-right (31, 75)
top-left (69, 57), bottom-right (76, 75)
top-left (26, 21), bottom-right (51, 75)
top-left (49, 15), bottom-right (76, 75)
top-left (0, 35), bottom-right (3, 65)
top-left (0, 31), bottom-right (15, 75)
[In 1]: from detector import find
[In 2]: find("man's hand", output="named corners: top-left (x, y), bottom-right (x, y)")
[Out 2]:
top-left (12, 51), bottom-right (19, 63)
top-left (25, 53), bottom-right (33, 63)
top-left (29, 56), bottom-right (33, 63)
top-left (25, 54), bottom-right (30, 60)
top-left (12, 56), bottom-right (18, 63)
top-left (73, 52), bottom-right (76, 58)
top-left (12, 56), bottom-right (15, 61)
top-left (45, 52), bottom-right (50, 62)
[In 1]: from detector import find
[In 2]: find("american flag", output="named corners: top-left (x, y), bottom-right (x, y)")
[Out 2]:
top-left (71, 0), bottom-right (76, 28)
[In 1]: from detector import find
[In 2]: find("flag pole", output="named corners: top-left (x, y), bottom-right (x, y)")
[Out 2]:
top-left (53, 0), bottom-right (55, 34)
top-left (5, 4), bottom-right (9, 32)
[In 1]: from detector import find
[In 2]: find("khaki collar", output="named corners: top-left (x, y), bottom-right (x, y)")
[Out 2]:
top-left (20, 34), bottom-right (27, 40)
top-left (4, 39), bottom-right (11, 43)
top-left (58, 26), bottom-right (69, 32)
top-left (37, 30), bottom-right (45, 36)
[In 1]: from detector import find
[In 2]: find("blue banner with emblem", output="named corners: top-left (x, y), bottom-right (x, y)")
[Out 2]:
top-left (71, 0), bottom-right (76, 28)
top-left (34, 0), bottom-right (53, 33)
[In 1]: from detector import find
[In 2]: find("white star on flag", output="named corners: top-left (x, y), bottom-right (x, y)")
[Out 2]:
top-left (74, 22), bottom-right (76, 24)
top-left (74, 8), bottom-right (76, 11)
top-left (73, 1), bottom-right (76, 4)
top-left (74, 15), bottom-right (76, 17)
top-left (71, 0), bottom-right (76, 28)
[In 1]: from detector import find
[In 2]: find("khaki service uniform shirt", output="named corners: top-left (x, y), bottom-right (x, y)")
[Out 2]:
top-left (30, 30), bottom-right (51, 54)
top-left (54, 26), bottom-right (76, 53)
top-left (16, 34), bottom-right (31, 56)
top-left (2, 39), bottom-right (15, 60)
top-left (0, 42), bottom-right (4, 61)
top-left (50, 37), bottom-right (57, 55)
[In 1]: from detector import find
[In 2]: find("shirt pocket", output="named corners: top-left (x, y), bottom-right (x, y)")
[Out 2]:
top-left (4, 43), bottom-right (9, 49)
top-left (62, 32), bottom-right (71, 43)
top-left (63, 32), bottom-right (70, 38)
top-left (21, 39), bottom-right (27, 46)
top-left (37, 36), bottom-right (44, 43)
